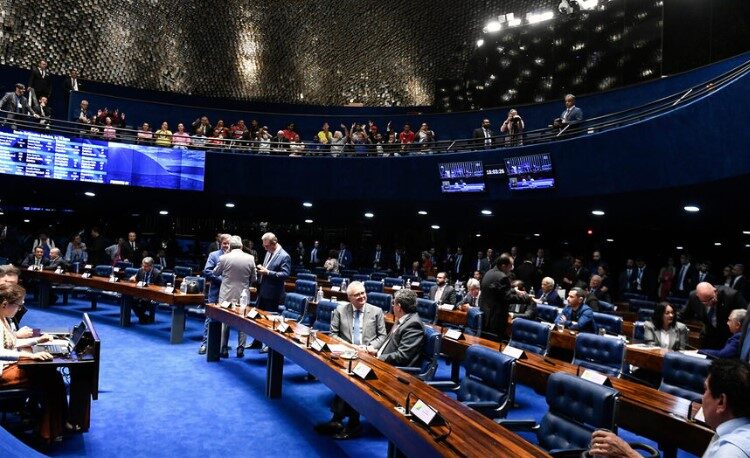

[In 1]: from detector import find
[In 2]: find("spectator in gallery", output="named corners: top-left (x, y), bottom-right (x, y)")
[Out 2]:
top-left (281, 122), bottom-right (297, 142)
top-left (73, 100), bottom-right (92, 126)
top-left (255, 127), bottom-right (272, 154)
top-left (192, 116), bottom-right (212, 137)
top-left (136, 122), bottom-right (153, 144)
top-left (349, 123), bottom-right (370, 154)
top-left (248, 119), bottom-right (260, 138)
top-left (27, 89), bottom-right (52, 125)
top-left (102, 117), bottom-right (117, 140)
top-left (154, 122), bottom-right (172, 147)
top-left (272, 130), bottom-right (289, 152)
top-left (209, 119), bottom-right (229, 146)
top-left (1, 83), bottom-right (28, 124)
top-left (171, 123), bottom-right (192, 149)
top-left (553, 94), bottom-right (583, 131)
top-left (416, 122), bottom-right (436, 151)
top-left (473, 118), bottom-right (497, 148)
top-left (289, 133), bottom-right (306, 156)
top-left (500, 109), bottom-right (524, 145)
top-left (230, 119), bottom-right (250, 142)
top-left (27, 59), bottom-right (51, 100)
top-left (330, 125), bottom-right (348, 157)
top-left (398, 122), bottom-right (415, 152)
top-left (317, 122), bottom-right (333, 146)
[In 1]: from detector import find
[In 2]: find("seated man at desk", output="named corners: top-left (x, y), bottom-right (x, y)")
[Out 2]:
top-left (457, 278), bottom-right (481, 310)
top-left (509, 279), bottom-right (537, 320)
top-left (534, 277), bottom-right (563, 307)
top-left (699, 309), bottom-right (746, 359)
top-left (315, 281), bottom-right (386, 439)
top-left (368, 288), bottom-right (426, 367)
top-left (21, 246), bottom-right (48, 270)
top-left (128, 257), bottom-right (164, 323)
top-left (590, 358), bottom-right (750, 458)
top-left (555, 287), bottom-right (596, 333)
top-left (428, 271), bottom-right (456, 305)
top-left (43, 248), bottom-right (70, 272)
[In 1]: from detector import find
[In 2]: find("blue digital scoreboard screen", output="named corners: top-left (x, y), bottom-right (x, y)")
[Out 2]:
top-left (0, 129), bottom-right (205, 191)
top-left (504, 153), bottom-right (555, 191)
top-left (438, 161), bottom-right (485, 193)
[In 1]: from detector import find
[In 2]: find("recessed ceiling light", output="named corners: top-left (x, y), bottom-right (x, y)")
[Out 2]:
top-left (225, 202), bottom-right (235, 208)
top-left (304, 219), bottom-right (313, 224)
top-left (533, 233), bottom-right (541, 237)
top-left (476, 39), bottom-right (485, 47)
top-left (683, 205), bottom-right (700, 213)
top-left (606, 238), bottom-right (614, 242)
top-left (746, 244), bottom-right (750, 248)
top-left (714, 242), bottom-right (722, 246)
top-left (418, 210), bottom-right (428, 215)
top-left (481, 209), bottom-right (493, 215)
top-left (23, 219), bottom-right (30, 223)
top-left (743, 231), bottom-right (750, 235)
top-left (159, 210), bottom-right (169, 215)
top-left (676, 246), bottom-right (684, 250)
top-left (431, 225), bottom-right (440, 230)
top-left (475, 233), bottom-right (482, 237)
top-left (591, 210), bottom-right (605, 216)
top-left (84, 191), bottom-right (96, 197)
top-left (364, 212), bottom-right (374, 218)
top-left (131, 213), bottom-right (140, 217)
top-left (485, 20), bottom-right (502, 33)
top-left (302, 202), bottom-right (313, 208)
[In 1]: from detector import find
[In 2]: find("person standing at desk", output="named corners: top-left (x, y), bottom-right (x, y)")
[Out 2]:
top-left (128, 257), bottom-right (164, 324)
top-left (681, 282), bottom-right (747, 349)
top-left (254, 233), bottom-right (291, 351)
top-left (479, 253), bottom-right (527, 340)
top-left (199, 233), bottom-right (230, 355)
top-left (0, 283), bottom-right (68, 443)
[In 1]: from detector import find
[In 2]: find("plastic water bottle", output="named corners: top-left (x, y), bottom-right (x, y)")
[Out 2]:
top-left (316, 286), bottom-right (324, 302)
top-left (179, 280), bottom-right (187, 294)
top-left (529, 286), bottom-right (535, 297)
top-left (341, 278), bottom-right (347, 291)
top-left (239, 289), bottom-right (249, 316)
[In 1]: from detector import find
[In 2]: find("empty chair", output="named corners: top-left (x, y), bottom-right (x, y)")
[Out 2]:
top-left (383, 277), bottom-right (403, 287)
top-left (363, 280), bottom-right (384, 293)
top-left (598, 300), bottom-right (615, 312)
top-left (115, 261), bottom-right (133, 269)
top-left (629, 299), bottom-right (657, 313)
top-left (341, 269), bottom-right (358, 278)
top-left (161, 272), bottom-right (176, 286)
top-left (508, 319), bottom-right (551, 355)
top-left (367, 292), bottom-right (392, 314)
top-left (313, 267), bottom-right (328, 278)
top-left (416, 298), bottom-right (437, 324)
top-left (329, 277), bottom-right (346, 287)
top-left (666, 295), bottom-right (688, 308)
top-left (572, 333), bottom-right (625, 377)
top-left (420, 280), bottom-right (437, 297)
top-left (396, 327), bottom-right (442, 381)
top-left (658, 352), bottom-right (711, 402)
top-left (536, 304), bottom-right (559, 324)
top-left (297, 273), bottom-right (317, 282)
top-left (592, 312), bottom-right (623, 335)
top-left (94, 265), bottom-right (113, 277)
top-left (294, 279), bottom-right (317, 298)
top-left (280, 292), bottom-right (309, 324)
top-left (637, 308), bottom-right (655, 322)
top-left (173, 266), bottom-right (193, 278)
top-left (352, 274), bottom-right (370, 282)
top-left (183, 276), bottom-right (207, 315)
top-left (465, 307), bottom-right (483, 336)
top-left (431, 345), bottom-right (516, 419)
top-left (633, 321), bottom-right (646, 341)
top-left (312, 300), bottom-right (338, 332)
top-left (370, 272), bottom-right (388, 281)
top-left (123, 267), bottom-right (139, 279)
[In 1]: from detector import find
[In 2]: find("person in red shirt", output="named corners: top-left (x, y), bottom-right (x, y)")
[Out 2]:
top-left (398, 123), bottom-right (414, 153)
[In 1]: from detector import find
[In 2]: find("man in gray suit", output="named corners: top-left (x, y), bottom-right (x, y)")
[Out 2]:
top-left (428, 271), bottom-right (456, 305)
top-left (371, 288), bottom-right (426, 367)
top-left (315, 281), bottom-right (386, 439)
top-left (213, 235), bottom-right (256, 358)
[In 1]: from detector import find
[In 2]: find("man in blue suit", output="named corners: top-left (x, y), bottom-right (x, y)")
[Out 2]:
top-left (198, 233), bottom-right (231, 355)
top-left (555, 287), bottom-right (596, 333)
top-left (553, 94), bottom-right (583, 132)
top-left (256, 232), bottom-right (291, 312)
top-left (337, 243), bottom-right (352, 270)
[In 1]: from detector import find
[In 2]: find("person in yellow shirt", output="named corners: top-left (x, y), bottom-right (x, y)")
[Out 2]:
top-left (154, 121), bottom-right (173, 147)
top-left (317, 122), bottom-right (333, 145)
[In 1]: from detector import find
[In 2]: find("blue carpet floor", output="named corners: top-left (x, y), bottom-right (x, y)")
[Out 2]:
top-left (5, 296), bottom-right (698, 457)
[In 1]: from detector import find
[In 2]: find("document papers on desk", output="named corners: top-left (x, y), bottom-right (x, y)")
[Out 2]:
top-left (679, 350), bottom-right (707, 359)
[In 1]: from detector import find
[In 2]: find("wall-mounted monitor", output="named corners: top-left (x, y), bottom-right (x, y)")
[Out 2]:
top-left (438, 160), bottom-right (485, 193)
top-left (504, 153), bottom-right (554, 191)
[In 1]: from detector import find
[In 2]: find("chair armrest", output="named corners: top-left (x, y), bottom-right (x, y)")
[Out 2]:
top-left (493, 419), bottom-right (537, 431)
top-left (425, 381), bottom-right (459, 391)
top-left (549, 448), bottom-right (588, 458)
top-left (396, 366), bottom-right (421, 374)
top-left (462, 401), bottom-right (500, 418)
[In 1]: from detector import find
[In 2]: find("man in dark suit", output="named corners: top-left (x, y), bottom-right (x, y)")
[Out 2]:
top-left (256, 232), bottom-right (291, 312)
top-left (119, 231), bottom-right (142, 266)
top-left (308, 240), bottom-right (323, 268)
top-left (472, 118), bottom-right (496, 148)
top-left (337, 243), bottom-right (352, 270)
top-left (452, 247), bottom-right (466, 280)
top-left (373, 288), bottom-right (425, 366)
top-left (475, 251), bottom-right (490, 275)
top-left (514, 253), bottom-right (536, 288)
top-left (62, 68), bottom-right (81, 108)
top-left (618, 258), bottom-right (637, 298)
top-left (561, 256), bottom-right (590, 292)
top-left (673, 254), bottom-right (698, 297)
top-left (27, 60), bottom-right (51, 100)
top-left (21, 247), bottom-right (48, 270)
top-left (392, 248), bottom-right (404, 274)
top-left (371, 243), bottom-right (385, 270)
top-left (0, 83), bottom-right (28, 125)
top-left (43, 248), bottom-right (70, 272)
top-left (731, 264), bottom-right (749, 302)
top-left (428, 272), bottom-right (456, 305)
top-left (532, 248), bottom-right (547, 287)
top-left (128, 257), bottom-right (164, 323)
top-left (681, 282), bottom-right (748, 349)
top-left (633, 258), bottom-right (654, 298)
top-left (479, 253), bottom-right (526, 340)
top-left (87, 227), bottom-right (107, 267)
top-left (553, 94), bottom-right (583, 131)
top-left (588, 274), bottom-right (612, 303)
top-left (534, 277), bottom-right (564, 307)
top-left (696, 261), bottom-right (716, 286)
top-left (457, 278), bottom-right (481, 310)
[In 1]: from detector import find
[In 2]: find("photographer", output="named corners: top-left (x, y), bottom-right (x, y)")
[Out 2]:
top-left (500, 109), bottom-right (524, 146)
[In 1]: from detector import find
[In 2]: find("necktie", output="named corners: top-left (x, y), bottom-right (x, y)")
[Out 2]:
top-left (131, 242), bottom-right (135, 250)
top-left (144, 272), bottom-right (150, 284)
top-left (352, 309), bottom-right (362, 345)
top-left (707, 306), bottom-right (716, 328)
top-left (263, 251), bottom-right (271, 267)
top-left (678, 265), bottom-right (687, 289)
top-left (455, 256), bottom-right (461, 271)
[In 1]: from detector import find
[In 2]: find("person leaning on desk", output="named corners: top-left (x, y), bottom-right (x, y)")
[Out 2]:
top-left (0, 283), bottom-right (70, 443)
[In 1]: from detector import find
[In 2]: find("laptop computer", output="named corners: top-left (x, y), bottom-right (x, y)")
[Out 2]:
top-left (33, 321), bottom-right (86, 356)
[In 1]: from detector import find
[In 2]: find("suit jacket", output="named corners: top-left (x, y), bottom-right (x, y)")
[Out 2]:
top-left (308, 246), bottom-right (323, 267)
top-left (589, 288), bottom-right (612, 304)
top-left (371, 249), bottom-right (386, 270)
top-left (633, 266), bottom-right (654, 297)
top-left (21, 254), bottom-right (48, 268)
top-left (392, 251), bottom-right (404, 274)
top-left (514, 261), bottom-right (535, 288)
top-left (698, 331), bottom-right (741, 359)
top-left (452, 253), bottom-right (467, 278)
top-left (134, 268), bottom-right (164, 286)
top-left (563, 266), bottom-right (591, 290)
top-left (510, 297), bottom-right (537, 320)
top-left (472, 127), bottom-right (496, 146)
top-left (214, 248), bottom-right (256, 303)
top-left (330, 302), bottom-right (387, 349)
top-left (643, 321), bottom-right (688, 350)
top-left (561, 106), bottom-right (583, 124)
top-left (696, 271), bottom-right (716, 286)
top-left (28, 67), bottom-right (52, 98)
top-left (555, 303), bottom-right (595, 333)
top-left (43, 256), bottom-right (70, 271)
top-left (120, 241), bottom-right (143, 265)
top-left (731, 275), bottom-right (749, 302)
top-left (536, 288), bottom-right (564, 307)
top-left (337, 249), bottom-right (352, 269)
top-left (203, 248), bottom-right (226, 303)
top-left (258, 246), bottom-right (291, 301)
top-left (476, 257), bottom-right (490, 274)
top-left (618, 268), bottom-right (637, 295)
top-left (681, 286), bottom-right (747, 348)
top-left (458, 293), bottom-right (479, 308)
top-left (377, 312), bottom-right (425, 367)
top-left (428, 284), bottom-right (456, 305)
top-left (63, 77), bottom-right (82, 94)
top-left (479, 267), bottom-right (522, 337)
top-left (0, 92), bottom-right (28, 119)
top-left (673, 263), bottom-right (698, 294)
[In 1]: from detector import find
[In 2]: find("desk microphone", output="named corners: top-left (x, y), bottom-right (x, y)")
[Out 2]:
top-left (404, 392), bottom-right (412, 415)
top-left (396, 375), bottom-right (410, 385)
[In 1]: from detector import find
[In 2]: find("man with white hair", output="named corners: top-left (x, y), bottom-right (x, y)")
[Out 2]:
top-left (681, 282), bottom-right (747, 349)
top-left (256, 232), bottom-right (291, 313)
top-left (199, 233), bottom-right (231, 355)
top-left (534, 277), bottom-right (563, 307)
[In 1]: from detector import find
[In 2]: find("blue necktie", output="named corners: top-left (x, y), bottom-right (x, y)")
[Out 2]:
top-left (353, 309), bottom-right (362, 345)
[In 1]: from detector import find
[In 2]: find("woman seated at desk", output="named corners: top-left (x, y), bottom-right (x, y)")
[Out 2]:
top-left (1, 283), bottom-right (69, 442)
top-left (643, 301), bottom-right (688, 350)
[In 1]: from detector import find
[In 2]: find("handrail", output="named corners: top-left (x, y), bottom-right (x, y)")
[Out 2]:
top-left (2, 58), bottom-right (748, 157)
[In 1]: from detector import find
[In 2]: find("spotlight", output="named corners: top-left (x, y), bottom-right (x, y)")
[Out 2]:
top-left (558, 0), bottom-right (581, 14)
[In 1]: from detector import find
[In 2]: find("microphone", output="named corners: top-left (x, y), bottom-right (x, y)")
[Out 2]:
top-left (404, 392), bottom-right (412, 415)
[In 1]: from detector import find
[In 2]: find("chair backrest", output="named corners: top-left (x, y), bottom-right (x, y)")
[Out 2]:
top-left (183, 276), bottom-right (206, 295)
top-left (341, 269), bottom-right (358, 278)
top-left (152, 264), bottom-right (163, 271)
top-left (536, 304), bottom-right (560, 323)
top-left (94, 265), bottom-right (113, 277)
top-left (371, 271), bottom-right (388, 281)
top-left (538, 372), bottom-right (619, 452)
top-left (313, 267), bottom-right (328, 277)
top-left (115, 261), bottom-right (133, 269)
top-left (592, 312), bottom-right (623, 335)
top-left (598, 300), bottom-right (615, 312)
top-left (367, 292), bottom-right (392, 314)
top-left (572, 333), bottom-right (625, 377)
top-left (312, 300), bottom-right (338, 332)
top-left (123, 267), bottom-right (139, 278)
top-left (457, 345), bottom-right (516, 417)
top-left (508, 319), bottom-right (551, 355)
top-left (741, 326), bottom-right (750, 363)
top-left (633, 321), bottom-right (646, 341)
top-left (294, 279), bottom-right (317, 298)
top-left (383, 277), bottom-right (403, 287)
top-left (363, 280), bottom-right (384, 293)
top-left (637, 308), bottom-right (655, 322)
top-left (416, 298), bottom-right (437, 323)
top-left (658, 352), bottom-right (711, 402)
top-left (466, 307), bottom-right (483, 336)
top-left (666, 295), bottom-right (688, 308)
top-left (420, 280), bottom-right (437, 297)
top-left (352, 274), bottom-right (370, 282)
top-left (629, 299), bottom-right (657, 313)
top-left (623, 292), bottom-right (649, 302)
top-left (412, 327), bottom-right (442, 381)
top-left (281, 292), bottom-right (308, 322)
top-left (297, 273), bottom-right (317, 282)
top-left (295, 268), bottom-right (311, 275)
top-left (174, 266), bottom-right (193, 278)
top-left (161, 272), bottom-right (176, 286)
top-left (329, 276), bottom-right (346, 287)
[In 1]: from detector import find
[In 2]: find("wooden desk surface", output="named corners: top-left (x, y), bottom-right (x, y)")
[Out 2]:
top-left (206, 304), bottom-right (549, 458)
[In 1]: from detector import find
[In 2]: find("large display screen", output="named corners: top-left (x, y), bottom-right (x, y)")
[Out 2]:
top-left (438, 161), bottom-right (485, 193)
top-left (0, 129), bottom-right (205, 191)
top-left (504, 153), bottom-right (554, 191)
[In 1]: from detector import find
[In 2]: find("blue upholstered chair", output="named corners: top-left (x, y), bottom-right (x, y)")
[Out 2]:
top-left (161, 272), bottom-right (176, 286)
top-left (383, 277), bottom-right (403, 287)
top-left (572, 333), bottom-right (625, 377)
top-left (396, 327), bottom-right (441, 381)
top-left (508, 319), bottom-right (551, 356)
top-left (658, 352), bottom-right (711, 402)
top-left (352, 274), bottom-right (370, 282)
top-left (183, 276), bottom-right (207, 316)
top-left (280, 293), bottom-right (309, 324)
top-left (632, 321), bottom-right (646, 341)
top-left (313, 267), bottom-right (328, 278)
top-left (363, 280), bottom-right (384, 293)
top-left (329, 277), bottom-right (346, 287)
top-left (370, 272), bottom-right (388, 281)
top-left (629, 299), bottom-right (657, 313)
top-left (536, 304), bottom-right (559, 324)
top-left (297, 273), bottom-right (317, 282)
top-left (623, 293), bottom-right (649, 302)
top-left (416, 298), bottom-right (437, 324)
top-left (295, 268), bottom-right (311, 275)
top-left (114, 261), bottom-right (133, 269)
top-left (294, 279), bottom-right (317, 299)
top-left (123, 267), bottom-right (139, 279)
top-left (598, 300), bottom-right (615, 312)
top-left (312, 300), bottom-right (337, 332)
top-left (367, 292), bottom-right (392, 314)
top-left (637, 308), bottom-right (655, 322)
top-left (341, 269), bottom-right (358, 278)
top-left (420, 280), bottom-right (437, 297)
top-left (94, 265), bottom-right (113, 277)
top-left (431, 345), bottom-right (516, 420)
top-left (666, 296), bottom-right (688, 308)
top-left (465, 307), bottom-right (483, 336)
top-left (498, 372), bottom-right (620, 455)
top-left (592, 312), bottom-right (623, 335)
top-left (174, 266), bottom-right (193, 278)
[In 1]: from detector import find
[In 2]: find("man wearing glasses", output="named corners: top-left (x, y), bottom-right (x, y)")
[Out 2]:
top-left (681, 282), bottom-right (747, 348)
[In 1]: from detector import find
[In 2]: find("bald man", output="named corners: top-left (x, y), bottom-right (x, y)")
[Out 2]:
top-left (681, 282), bottom-right (747, 349)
